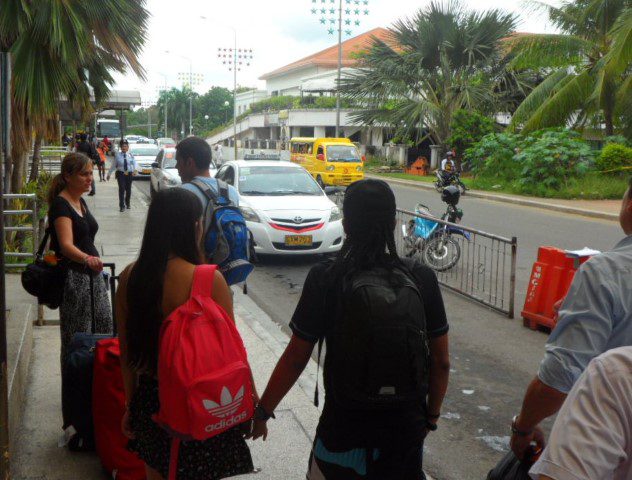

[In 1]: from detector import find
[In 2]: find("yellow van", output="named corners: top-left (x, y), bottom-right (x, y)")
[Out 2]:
top-left (289, 137), bottom-right (364, 187)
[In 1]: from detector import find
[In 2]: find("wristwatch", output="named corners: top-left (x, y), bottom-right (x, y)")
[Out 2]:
top-left (254, 404), bottom-right (275, 422)
top-left (511, 415), bottom-right (533, 436)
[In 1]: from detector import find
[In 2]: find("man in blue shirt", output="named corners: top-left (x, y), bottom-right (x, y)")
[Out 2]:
top-left (107, 140), bottom-right (137, 212)
top-left (176, 136), bottom-right (239, 207)
top-left (511, 177), bottom-right (632, 461)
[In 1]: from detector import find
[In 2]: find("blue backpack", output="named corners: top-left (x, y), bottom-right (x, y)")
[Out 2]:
top-left (191, 179), bottom-right (253, 285)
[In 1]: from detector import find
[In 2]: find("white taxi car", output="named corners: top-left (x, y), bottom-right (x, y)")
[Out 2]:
top-left (150, 148), bottom-right (218, 197)
top-left (129, 143), bottom-right (160, 178)
top-left (216, 161), bottom-right (343, 255)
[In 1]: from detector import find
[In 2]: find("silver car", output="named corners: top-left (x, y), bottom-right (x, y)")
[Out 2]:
top-left (150, 148), bottom-right (180, 197)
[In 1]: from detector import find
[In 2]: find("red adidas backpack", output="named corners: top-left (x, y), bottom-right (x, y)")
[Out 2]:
top-left (153, 265), bottom-right (254, 479)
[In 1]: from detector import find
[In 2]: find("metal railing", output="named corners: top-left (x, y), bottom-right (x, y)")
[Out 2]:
top-left (28, 149), bottom-right (66, 175)
top-left (3, 193), bottom-right (39, 269)
top-left (395, 208), bottom-right (518, 318)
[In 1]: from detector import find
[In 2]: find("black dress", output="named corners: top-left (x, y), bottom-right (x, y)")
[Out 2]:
top-left (128, 376), bottom-right (254, 480)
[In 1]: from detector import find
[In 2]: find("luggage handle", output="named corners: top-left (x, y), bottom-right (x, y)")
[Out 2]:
top-left (90, 263), bottom-right (118, 336)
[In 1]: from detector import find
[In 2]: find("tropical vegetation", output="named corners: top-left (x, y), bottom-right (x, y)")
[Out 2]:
top-left (509, 0), bottom-right (632, 137)
top-left (340, 1), bottom-right (529, 147)
top-left (0, 0), bottom-right (149, 193)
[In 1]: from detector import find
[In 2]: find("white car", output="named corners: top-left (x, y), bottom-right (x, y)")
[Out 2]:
top-left (215, 160), bottom-right (344, 255)
top-left (150, 148), bottom-right (218, 197)
top-left (129, 143), bottom-right (160, 178)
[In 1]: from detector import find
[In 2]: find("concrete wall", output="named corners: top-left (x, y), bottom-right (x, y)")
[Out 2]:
top-left (235, 89), bottom-right (268, 116)
top-left (265, 66), bottom-right (323, 96)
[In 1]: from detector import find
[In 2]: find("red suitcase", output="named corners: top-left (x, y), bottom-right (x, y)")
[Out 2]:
top-left (92, 337), bottom-right (146, 480)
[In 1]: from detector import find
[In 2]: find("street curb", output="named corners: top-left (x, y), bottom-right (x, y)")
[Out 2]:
top-left (367, 174), bottom-right (619, 222)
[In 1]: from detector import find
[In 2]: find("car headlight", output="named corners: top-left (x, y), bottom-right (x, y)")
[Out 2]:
top-left (356, 165), bottom-right (363, 172)
top-left (329, 206), bottom-right (342, 222)
top-left (240, 206), bottom-right (261, 223)
top-left (326, 165), bottom-right (335, 172)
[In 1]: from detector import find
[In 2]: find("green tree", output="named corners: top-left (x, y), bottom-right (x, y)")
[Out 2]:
top-left (447, 110), bottom-right (496, 159)
top-left (509, 0), bottom-right (631, 137)
top-left (0, 0), bottom-right (148, 192)
top-left (193, 86), bottom-right (233, 134)
top-left (157, 87), bottom-right (197, 140)
top-left (340, 1), bottom-right (520, 148)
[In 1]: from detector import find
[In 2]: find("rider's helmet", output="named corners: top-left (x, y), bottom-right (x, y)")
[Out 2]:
top-left (446, 150), bottom-right (454, 158)
top-left (441, 185), bottom-right (461, 206)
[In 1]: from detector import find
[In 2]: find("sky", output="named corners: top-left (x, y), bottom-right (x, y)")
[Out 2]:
top-left (114, 0), bottom-right (558, 104)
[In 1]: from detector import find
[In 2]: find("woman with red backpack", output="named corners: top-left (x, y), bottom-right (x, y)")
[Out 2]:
top-left (117, 187), bottom-right (255, 480)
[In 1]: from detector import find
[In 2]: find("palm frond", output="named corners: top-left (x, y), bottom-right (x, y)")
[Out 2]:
top-left (509, 69), bottom-right (570, 129)
top-left (509, 33), bottom-right (596, 69)
top-left (521, 69), bottom-right (594, 132)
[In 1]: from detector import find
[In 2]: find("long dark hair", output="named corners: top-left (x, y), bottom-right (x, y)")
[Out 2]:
top-left (47, 153), bottom-right (91, 205)
top-left (126, 188), bottom-right (203, 375)
top-left (333, 179), bottom-right (400, 275)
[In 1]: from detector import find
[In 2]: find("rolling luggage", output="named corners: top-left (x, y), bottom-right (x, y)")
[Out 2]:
top-left (93, 337), bottom-right (145, 480)
top-left (62, 263), bottom-right (117, 451)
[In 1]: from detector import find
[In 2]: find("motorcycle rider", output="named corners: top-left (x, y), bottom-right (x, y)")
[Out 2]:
top-left (439, 151), bottom-right (456, 186)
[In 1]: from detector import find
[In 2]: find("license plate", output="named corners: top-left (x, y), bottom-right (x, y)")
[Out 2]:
top-left (142, 169), bottom-right (151, 174)
top-left (285, 235), bottom-right (313, 247)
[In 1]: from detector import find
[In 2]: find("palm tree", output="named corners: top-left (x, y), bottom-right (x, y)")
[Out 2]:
top-left (509, 0), bottom-right (631, 136)
top-left (158, 87), bottom-right (197, 140)
top-left (0, 0), bottom-right (149, 192)
top-left (340, 1), bottom-right (519, 148)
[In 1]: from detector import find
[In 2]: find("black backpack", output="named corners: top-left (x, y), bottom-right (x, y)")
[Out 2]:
top-left (319, 264), bottom-right (430, 412)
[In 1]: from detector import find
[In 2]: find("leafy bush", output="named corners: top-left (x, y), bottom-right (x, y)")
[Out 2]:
top-left (464, 132), bottom-right (522, 179)
top-left (447, 110), bottom-right (496, 158)
top-left (604, 135), bottom-right (630, 147)
top-left (596, 143), bottom-right (632, 175)
top-left (514, 130), bottom-right (593, 192)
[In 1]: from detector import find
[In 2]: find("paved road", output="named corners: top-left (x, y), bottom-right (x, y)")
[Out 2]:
top-left (134, 179), bottom-right (624, 479)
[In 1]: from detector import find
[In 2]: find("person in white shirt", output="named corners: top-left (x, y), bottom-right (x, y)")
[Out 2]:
top-left (530, 346), bottom-right (632, 480)
top-left (215, 143), bottom-right (224, 165)
top-left (439, 151), bottom-right (456, 185)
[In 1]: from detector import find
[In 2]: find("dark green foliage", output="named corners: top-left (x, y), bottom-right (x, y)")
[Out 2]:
top-left (596, 143), bottom-right (632, 174)
top-left (464, 132), bottom-right (522, 179)
top-left (448, 110), bottom-right (496, 158)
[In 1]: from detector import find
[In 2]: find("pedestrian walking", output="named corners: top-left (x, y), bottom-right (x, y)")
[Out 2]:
top-left (47, 153), bottom-right (112, 423)
top-left (96, 141), bottom-right (107, 181)
top-left (107, 139), bottom-right (137, 212)
top-left (250, 179), bottom-right (451, 480)
top-left (530, 346), bottom-right (632, 480)
top-left (215, 143), bottom-right (223, 165)
top-left (117, 188), bottom-right (255, 480)
top-left (75, 133), bottom-right (99, 196)
top-left (511, 176), bottom-right (632, 460)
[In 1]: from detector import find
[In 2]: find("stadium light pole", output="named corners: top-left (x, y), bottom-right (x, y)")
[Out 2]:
top-left (310, 0), bottom-right (370, 138)
top-left (164, 51), bottom-right (194, 137)
top-left (157, 73), bottom-right (169, 138)
top-left (208, 17), bottom-right (253, 162)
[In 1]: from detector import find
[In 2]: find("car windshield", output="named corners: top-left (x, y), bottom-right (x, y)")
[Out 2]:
top-left (130, 147), bottom-right (159, 156)
top-left (327, 145), bottom-right (361, 163)
top-left (158, 138), bottom-right (176, 144)
top-left (163, 152), bottom-right (177, 168)
top-left (239, 166), bottom-right (322, 196)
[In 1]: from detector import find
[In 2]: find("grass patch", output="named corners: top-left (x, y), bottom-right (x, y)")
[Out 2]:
top-left (371, 172), bottom-right (628, 200)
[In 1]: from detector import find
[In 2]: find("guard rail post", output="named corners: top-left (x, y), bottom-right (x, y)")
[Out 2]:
top-left (509, 236), bottom-right (518, 319)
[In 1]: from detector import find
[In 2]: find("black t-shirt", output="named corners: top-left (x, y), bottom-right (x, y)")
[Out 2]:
top-left (290, 259), bottom-right (449, 449)
top-left (48, 196), bottom-right (100, 264)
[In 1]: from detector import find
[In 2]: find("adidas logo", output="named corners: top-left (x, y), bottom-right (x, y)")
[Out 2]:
top-left (203, 386), bottom-right (245, 419)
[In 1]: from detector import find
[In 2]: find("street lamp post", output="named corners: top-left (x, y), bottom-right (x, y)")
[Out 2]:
top-left (224, 100), bottom-right (230, 124)
top-left (157, 73), bottom-right (169, 138)
top-left (164, 51), bottom-right (197, 137)
top-left (311, 0), bottom-right (370, 138)
top-left (204, 114), bottom-right (209, 130)
top-left (211, 18), bottom-right (253, 161)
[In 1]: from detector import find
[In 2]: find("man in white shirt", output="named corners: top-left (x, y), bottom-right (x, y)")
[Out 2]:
top-left (530, 347), bottom-right (632, 480)
top-left (439, 151), bottom-right (456, 185)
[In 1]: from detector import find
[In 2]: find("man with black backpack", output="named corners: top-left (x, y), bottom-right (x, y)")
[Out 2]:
top-left (249, 179), bottom-right (451, 479)
top-left (176, 137), bottom-right (253, 285)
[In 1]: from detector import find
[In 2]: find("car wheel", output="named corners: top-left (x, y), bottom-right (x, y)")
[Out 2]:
top-left (317, 175), bottom-right (325, 188)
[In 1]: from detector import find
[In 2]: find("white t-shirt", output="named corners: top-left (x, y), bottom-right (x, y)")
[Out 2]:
top-left (530, 346), bottom-right (632, 480)
top-left (441, 158), bottom-right (455, 172)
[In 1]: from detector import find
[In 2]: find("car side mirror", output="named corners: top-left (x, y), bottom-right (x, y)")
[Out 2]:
top-left (152, 162), bottom-right (159, 168)
top-left (316, 154), bottom-right (325, 161)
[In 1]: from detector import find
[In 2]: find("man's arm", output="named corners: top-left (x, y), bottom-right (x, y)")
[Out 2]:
top-left (427, 334), bottom-right (449, 427)
top-left (511, 260), bottom-right (615, 459)
top-left (108, 154), bottom-right (118, 175)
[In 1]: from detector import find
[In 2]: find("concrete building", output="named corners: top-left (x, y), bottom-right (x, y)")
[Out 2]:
top-left (208, 28), bottom-right (394, 157)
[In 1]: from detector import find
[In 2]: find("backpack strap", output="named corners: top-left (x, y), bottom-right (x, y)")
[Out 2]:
top-left (190, 265), bottom-right (218, 299)
top-left (216, 179), bottom-right (232, 205)
top-left (190, 178), bottom-right (220, 204)
top-left (36, 227), bottom-right (51, 259)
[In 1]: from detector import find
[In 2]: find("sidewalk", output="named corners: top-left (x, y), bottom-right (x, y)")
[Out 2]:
top-left (12, 180), bottom-right (322, 479)
top-left (368, 174), bottom-right (621, 221)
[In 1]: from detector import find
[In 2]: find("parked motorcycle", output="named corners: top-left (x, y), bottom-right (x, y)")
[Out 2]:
top-left (402, 186), bottom-right (470, 271)
top-left (435, 170), bottom-right (468, 194)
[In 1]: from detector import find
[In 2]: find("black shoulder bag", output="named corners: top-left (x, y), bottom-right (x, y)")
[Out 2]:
top-left (21, 228), bottom-right (66, 309)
